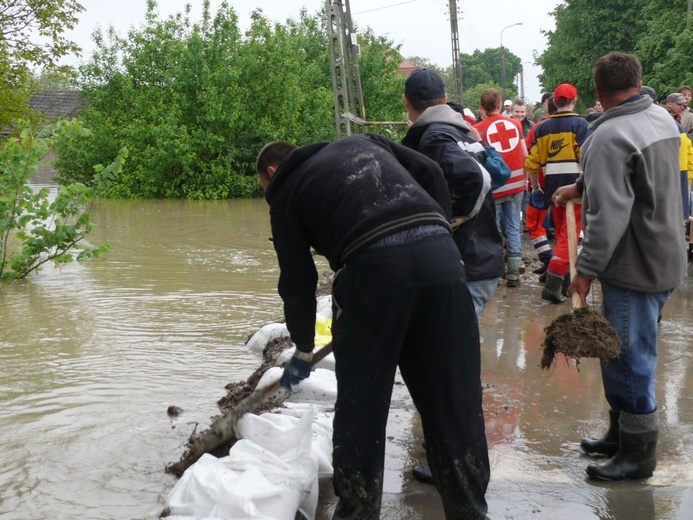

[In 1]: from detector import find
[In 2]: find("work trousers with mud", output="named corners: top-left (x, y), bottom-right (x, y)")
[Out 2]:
top-left (330, 233), bottom-right (489, 520)
top-left (525, 205), bottom-right (552, 266)
top-left (547, 203), bottom-right (582, 277)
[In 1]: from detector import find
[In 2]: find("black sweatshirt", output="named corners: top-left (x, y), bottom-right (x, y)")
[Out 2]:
top-left (265, 133), bottom-right (452, 351)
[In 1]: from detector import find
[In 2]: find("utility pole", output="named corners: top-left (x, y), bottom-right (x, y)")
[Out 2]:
top-left (326, 0), bottom-right (366, 137)
top-left (449, 0), bottom-right (463, 104)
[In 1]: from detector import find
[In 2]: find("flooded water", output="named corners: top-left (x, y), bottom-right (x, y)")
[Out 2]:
top-left (1, 191), bottom-right (691, 519)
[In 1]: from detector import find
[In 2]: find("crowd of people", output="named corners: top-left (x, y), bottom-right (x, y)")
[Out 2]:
top-left (256, 52), bottom-right (689, 519)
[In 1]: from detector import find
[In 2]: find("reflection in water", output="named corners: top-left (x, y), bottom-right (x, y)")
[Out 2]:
top-left (0, 195), bottom-right (691, 520)
top-left (0, 197), bottom-right (293, 519)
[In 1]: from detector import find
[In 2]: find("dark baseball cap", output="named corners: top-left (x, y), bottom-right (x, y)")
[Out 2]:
top-left (404, 68), bottom-right (446, 101)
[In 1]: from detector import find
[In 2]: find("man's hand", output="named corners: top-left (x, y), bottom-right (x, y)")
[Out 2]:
top-left (552, 183), bottom-right (580, 206)
top-left (280, 349), bottom-right (313, 391)
top-left (568, 273), bottom-right (592, 305)
top-left (529, 188), bottom-right (547, 209)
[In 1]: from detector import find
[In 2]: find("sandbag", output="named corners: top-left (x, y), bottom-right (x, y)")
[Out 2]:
top-left (166, 411), bottom-right (322, 520)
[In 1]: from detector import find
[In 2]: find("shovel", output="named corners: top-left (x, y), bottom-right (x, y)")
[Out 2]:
top-left (565, 198), bottom-right (582, 309)
top-left (167, 341), bottom-right (334, 477)
top-left (540, 199), bottom-right (621, 369)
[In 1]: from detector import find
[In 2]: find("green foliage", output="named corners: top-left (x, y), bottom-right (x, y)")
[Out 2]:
top-left (461, 48), bottom-right (520, 101)
top-left (636, 2), bottom-right (693, 98)
top-left (358, 28), bottom-right (407, 124)
top-left (462, 82), bottom-right (504, 112)
top-left (0, 120), bottom-right (126, 282)
top-left (0, 0), bottom-right (84, 128)
top-left (537, 0), bottom-right (647, 102)
top-left (62, 1), bottom-right (378, 199)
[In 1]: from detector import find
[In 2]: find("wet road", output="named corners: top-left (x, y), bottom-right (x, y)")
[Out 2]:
top-left (0, 193), bottom-right (691, 519)
top-left (316, 262), bottom-right (693, 519)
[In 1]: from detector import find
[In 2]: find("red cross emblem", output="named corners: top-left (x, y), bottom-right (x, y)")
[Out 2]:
top-left (486, 119), bottom-right (520, 153)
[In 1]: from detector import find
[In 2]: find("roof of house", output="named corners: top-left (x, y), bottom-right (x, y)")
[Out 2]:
top-left (29, 90), bottom-right (88, 118)
top-left (398, 59), bottom-right (421, 76)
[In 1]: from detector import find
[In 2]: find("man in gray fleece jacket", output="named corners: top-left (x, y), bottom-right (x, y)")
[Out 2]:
top-left (553, 52), bottom-right (687, 482)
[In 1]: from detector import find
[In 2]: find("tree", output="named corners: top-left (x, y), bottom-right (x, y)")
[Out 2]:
top-left (537, 0), bottom-right (646, 105)
top-left (0, 120), bottom-right (126, 282)
top-left (0, 0), bottom-right (84, 127)
top-left (636, 0), bottom-right (693, 98)
top-left (57, 0), bottom-right (407, 199)
top-left (358, 28), bottom-right (407, 125)
top-left (462, 81), bottom-right (504, 113)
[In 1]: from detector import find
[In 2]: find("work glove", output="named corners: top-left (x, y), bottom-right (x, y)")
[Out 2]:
top-left (280, 349), bottom-right (313, 391)
top-left (529, 188), bottom-right (547, 210)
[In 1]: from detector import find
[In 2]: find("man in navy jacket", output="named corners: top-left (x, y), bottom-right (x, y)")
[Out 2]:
top-left (256, 133), bottom-right (489, 519)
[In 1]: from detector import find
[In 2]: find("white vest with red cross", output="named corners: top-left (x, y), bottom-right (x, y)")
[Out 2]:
top-left (475, 114), bottom-right (526, 199)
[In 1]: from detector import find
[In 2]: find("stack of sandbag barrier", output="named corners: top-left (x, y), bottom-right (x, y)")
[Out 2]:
top-left (164, 296), bottom-right (336, 520)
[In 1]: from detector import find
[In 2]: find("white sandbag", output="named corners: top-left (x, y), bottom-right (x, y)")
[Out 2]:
top-left (312, 412), bottom-right (335, 478)
top-left (259, 367), bottom-right (337, 406)
top-left (251, 370), bottom-right (335, 477)
top-left (316, 295), bottom-right (332, 318)
top-left (167, 412), bottom-right (319, 520)
top-left (246, 323), bottom-right (290, 352)
top-left (167, 455), bottom-right (299, 519)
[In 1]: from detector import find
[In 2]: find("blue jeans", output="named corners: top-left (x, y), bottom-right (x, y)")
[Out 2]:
top-left (681, 173), bottom-right (691, 220)
top-left (495, 191), bottom-right (523, 257)
top-left (468, 278), bottom-right (500, 317)
top-left (600, 282), bottom-right (673, 415)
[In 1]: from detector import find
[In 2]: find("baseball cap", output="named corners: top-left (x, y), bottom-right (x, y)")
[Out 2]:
top-left (667, 92), bottom-right (686, 105)
top-left (504, 99), bottom-right (512, 106)
top-left (404, 68), bottom-right (446, 101)
top-left (554, 83), bottom-right (578, 101)
top-left (640, 86), bottom-right (657, 102)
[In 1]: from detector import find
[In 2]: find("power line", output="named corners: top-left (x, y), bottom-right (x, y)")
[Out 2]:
top-left (353, 0), bottom-right (421, 15)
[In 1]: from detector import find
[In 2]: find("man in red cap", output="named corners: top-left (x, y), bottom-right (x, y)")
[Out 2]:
top-left (524, 83), bottom-right (591, 303)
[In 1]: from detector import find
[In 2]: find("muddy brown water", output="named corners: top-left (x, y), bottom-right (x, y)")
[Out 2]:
top-left (0, 188), bottom-right (691, 519)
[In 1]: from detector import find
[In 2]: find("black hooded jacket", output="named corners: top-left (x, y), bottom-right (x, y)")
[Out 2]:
top-left (403, 104), bottom-right (505, 281)
top-left (265, 133), bottom-right (452, 350)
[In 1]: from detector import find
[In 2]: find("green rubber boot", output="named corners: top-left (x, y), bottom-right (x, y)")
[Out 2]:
top-left (541, 271), bottom-right (567, 303)
top-left (506, 256), bottom-right (521, 287)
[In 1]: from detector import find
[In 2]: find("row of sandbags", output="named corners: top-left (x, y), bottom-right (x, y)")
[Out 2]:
top-left (164, 297), bottom-right (335, 520)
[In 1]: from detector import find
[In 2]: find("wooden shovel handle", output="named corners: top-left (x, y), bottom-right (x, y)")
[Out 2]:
top-left (565, 199), bottom-right (582, 309)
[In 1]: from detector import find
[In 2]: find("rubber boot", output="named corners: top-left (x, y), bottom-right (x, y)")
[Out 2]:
top-left (506, 256), bottom-right (521, 287)
top-left (581, 410), bottom-right (620, 457)
top-left (538, 268), bottom-right (548, 283)
top-left (412, 464), bottom-right (435, 485)
top-left (586, 411), bottom-right (659, 481)
top-left (561, 272), bottom-right (571, 297)
top-left (541, 272), bottom-right (566, 303)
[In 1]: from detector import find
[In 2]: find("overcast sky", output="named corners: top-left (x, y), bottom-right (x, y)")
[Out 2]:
top-left (64, 0), bottom-right (561, 103)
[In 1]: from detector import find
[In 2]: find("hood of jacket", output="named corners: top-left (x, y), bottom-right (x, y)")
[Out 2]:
top-left (411, 104), bottom-right (472, 132)
top-left (265, 142), bottom-right (329, 204)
